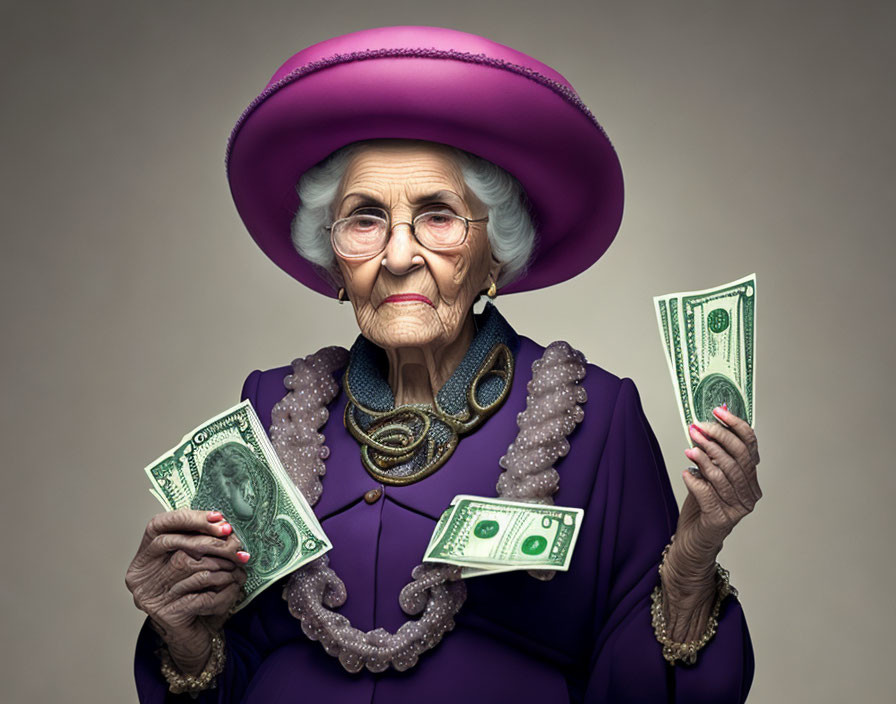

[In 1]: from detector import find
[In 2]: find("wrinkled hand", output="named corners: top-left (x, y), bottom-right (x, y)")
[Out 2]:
top-left (677, 405), bottom-right (762, 561)
top-left (659, 406), bottom-right (762, 638)
top-left (125, 509), bottom-right (250, 675)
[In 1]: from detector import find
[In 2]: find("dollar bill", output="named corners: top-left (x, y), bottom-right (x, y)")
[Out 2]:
top-left (143, 401), bottom-right (332, 610)
top-left (457, 564), bottom-right (521, 579)
top-left (426, 499), bottom-right (555, 578)
top-left (423, 495), bottom-right (584, 575)
top-left (426, 501), bottom-right (512, 578)
top-left (654, 273), bottom-right (757, 443)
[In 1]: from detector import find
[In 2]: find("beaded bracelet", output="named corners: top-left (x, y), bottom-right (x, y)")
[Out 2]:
top-left (157, 632), bottom-right (226, 696)
top-left (649, 539), bottom-right (738, 666)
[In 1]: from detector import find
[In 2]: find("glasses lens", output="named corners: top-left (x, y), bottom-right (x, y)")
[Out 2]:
top-left (333, 210), bottom-right (387, 257)
top-left (414, 212), bottom-right (466, 249)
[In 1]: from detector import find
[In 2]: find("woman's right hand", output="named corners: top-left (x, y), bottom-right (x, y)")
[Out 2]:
top-left (125, 509), bottom-right (249, 675)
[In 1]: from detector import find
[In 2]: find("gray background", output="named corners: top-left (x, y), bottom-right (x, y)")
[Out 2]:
top-left (2, 1), bottom-right (892, 702)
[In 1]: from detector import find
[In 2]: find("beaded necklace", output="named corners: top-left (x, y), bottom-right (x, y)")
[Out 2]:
top-left (268, 335), bottom-right (587, 673)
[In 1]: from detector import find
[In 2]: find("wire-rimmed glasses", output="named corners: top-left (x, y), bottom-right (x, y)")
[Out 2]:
top-left (326, 207), bottom-right (489, 260)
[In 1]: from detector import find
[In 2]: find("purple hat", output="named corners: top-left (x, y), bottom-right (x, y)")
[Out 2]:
top-left (226, 26), bottom-right (623, 297)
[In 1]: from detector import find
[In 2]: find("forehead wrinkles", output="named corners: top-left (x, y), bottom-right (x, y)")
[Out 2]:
top-left (340, 152), bottom-right (467, 202)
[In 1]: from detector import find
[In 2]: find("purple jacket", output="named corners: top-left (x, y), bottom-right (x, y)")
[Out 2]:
top-left (134, 335), bottom-right (754, 702)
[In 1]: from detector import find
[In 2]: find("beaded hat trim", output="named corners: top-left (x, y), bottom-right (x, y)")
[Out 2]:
top-left (225, 47), bottom-right (609, 173)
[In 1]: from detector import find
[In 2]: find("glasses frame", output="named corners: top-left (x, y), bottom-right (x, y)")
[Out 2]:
top-left (325, 206), bottom-right (489, 261)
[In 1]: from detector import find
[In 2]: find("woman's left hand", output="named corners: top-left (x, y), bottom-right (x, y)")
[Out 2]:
top-left (657, 405), bottom-right (762, 642)
top-left (676, 405), bottom-right (762, 560)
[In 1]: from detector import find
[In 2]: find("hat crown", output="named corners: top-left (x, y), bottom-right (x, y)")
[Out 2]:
top-left (267, 26), bottom-right (576, 95)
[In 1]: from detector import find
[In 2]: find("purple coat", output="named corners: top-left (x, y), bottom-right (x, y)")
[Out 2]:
top-left (134, 335), bottom-right (754, 702)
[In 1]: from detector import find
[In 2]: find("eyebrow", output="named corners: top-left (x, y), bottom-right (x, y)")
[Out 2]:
top-left (339, 189), bottom-right (465, 209)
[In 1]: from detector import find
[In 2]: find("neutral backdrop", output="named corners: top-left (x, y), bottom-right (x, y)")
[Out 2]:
top-left (2, 1), bottom-right (893, 702)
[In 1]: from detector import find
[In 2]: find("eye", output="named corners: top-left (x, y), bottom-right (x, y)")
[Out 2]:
top-left (347, 208), bottom-right (387, 231)
top-left (418, 211), bottom-right (455, 227)
top-left (418, 203), bottom-right (456, 220)
top-left (354, 216), bottom-right (381, 230)
top-left (415, 209), bottom-right (466, 248)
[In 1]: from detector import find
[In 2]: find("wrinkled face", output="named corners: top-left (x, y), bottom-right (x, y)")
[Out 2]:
top-left (333, 141), bottom-right (500, 350)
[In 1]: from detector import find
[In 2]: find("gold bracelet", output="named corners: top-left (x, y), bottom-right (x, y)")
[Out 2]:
top-left (649, 539), bottom-right (738, 666)
top-left (157, 632), bottom-right (226, 695)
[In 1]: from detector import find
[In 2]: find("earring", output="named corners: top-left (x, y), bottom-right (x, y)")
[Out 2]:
top-left (337, 287), bottom-right (348, 304)
top-left (487, 279), bottom-right (498, 299)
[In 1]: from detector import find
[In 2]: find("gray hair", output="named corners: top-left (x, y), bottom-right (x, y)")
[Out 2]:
top-left (290, 141), bottom-right (536, 290)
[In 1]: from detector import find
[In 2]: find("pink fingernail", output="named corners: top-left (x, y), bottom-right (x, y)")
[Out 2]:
top-left (689, 423), bottom-right (707, 437)
top-left (207, 511), bottom-right (222, 521)
top-left (237, 551), bottom-right (250, 563)
top-left (220, 523), bottom-right (232, 536)
top-left (684, 448), bottom-right (696, 459)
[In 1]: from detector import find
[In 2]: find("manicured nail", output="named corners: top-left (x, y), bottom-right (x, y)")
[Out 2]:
top-left (689, 423), bottom-right (707, 437)
top-left (237, 551), bottom-right (250, 563)
top-left (684, 447), bottom-right (697, 460)
top-left (713, 406), bottom-right (726, 418)
top-left (207, 511), bottom-right (222, 521)
top-left (219, 522), bottom-right (232, 536)
top-left (722, 402), bottom-right (728, 411)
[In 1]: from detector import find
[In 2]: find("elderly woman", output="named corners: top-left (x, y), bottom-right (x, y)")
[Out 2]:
top-left (127, 26), bottom-right (760, 703)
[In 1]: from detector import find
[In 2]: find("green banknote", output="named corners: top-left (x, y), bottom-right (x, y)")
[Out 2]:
top-left (143, 401), bottom-right (332, 610)
top-left (423, 495), bottom-right (584, 575)
top-left (654, 273), bottom-right (757, 443)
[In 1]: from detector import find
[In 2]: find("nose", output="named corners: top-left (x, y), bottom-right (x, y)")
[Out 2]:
top-left (381, 221), bottom-right (425, 275)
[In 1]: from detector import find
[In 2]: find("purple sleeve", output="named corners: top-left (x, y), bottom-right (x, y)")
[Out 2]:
top-left (133, 370), bottom-right (267, 703)
top-left (134, 618), bottom-right (265, 703)
top-left (584, 379), bottom-right (754, 703)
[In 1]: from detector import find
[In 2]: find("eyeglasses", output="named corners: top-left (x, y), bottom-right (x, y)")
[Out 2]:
top-left (326, 207), bottom-right (488, 260)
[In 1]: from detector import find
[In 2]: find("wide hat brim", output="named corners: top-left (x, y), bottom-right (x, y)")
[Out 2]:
top-left (226, 26), bottom-right (624, 297)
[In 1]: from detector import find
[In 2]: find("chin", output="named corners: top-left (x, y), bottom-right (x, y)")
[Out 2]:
top-left (362, 307), bottom-right (451, 350)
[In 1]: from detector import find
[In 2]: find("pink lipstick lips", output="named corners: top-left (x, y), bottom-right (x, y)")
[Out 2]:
top-left (381, 293), bottom-right (434, 307)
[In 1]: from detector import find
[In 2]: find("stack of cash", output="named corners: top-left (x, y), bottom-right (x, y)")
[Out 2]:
top-left (144, 401), bottom-right (331, 610)
top-left (653, 273), bottom-right (757, 443)
top-left (423, 495), bottom-right (584, 578)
